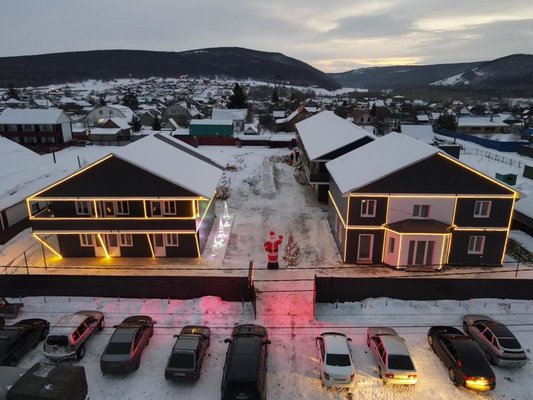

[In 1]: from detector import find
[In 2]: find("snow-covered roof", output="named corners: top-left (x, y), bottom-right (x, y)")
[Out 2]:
top-left (515, 196), bottom-right (533, 219)
top-left (296, 111), bottom-right (375, 161)
top-left (457, 116), bottom-right (507, 127)
top-left (326, 133), bottom-right (440, 195)
top-left (106, 117), bottom-right (131, 130)
top-left (116, 134), bottom-right (224, 198)
top-left (400, 125), bottom-right (435, 144)
top-left (108, 104), bottom-right (135, 121)
top-left (416, 115), bottom-right (430, 122)
top-left (0, 108), bottom-right (70, 124)
top-left (211, 108), bottom-right (247, 121)
top-left (0, 137), bottom-right (71, 210)
top-left (190, 119), bottom-right (232, 126)
top-left (90, 127), bottom-right (122, 135)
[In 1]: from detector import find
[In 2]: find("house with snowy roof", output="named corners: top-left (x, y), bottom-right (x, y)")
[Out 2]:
top-left (85, 105), bottom-right (135, 126)
top-left (88, 118), bottom-right (133, 144)
top-left (326, 133), bottom-right (518, 268)
top-left (275, 105), bottom-right (318, 132)
top-left (457, 116), bottom-right (510, 135)
top-left (211, 108), bottom-right (247, 133)
top-left (0, 138), bottom-right (70, 243)
top-left (162, 102), bottom-right (200, 127)
top-left (0, 108), bottom-right (72, 148)
top-left (295, 111), bottom-right (375, 202)
top-left (27, 133), bottom-right (224, 258)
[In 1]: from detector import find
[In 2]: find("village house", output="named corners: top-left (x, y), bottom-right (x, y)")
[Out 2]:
top-left (88, 118), bottom-right (133, 145)
top-left (0, 137), bottom-right (70, 243)
top-left (326, 133), bottom-right (518, 268)
top-left (275, 105), bottom-right (318, 132)
top-left (295, 111), bottom-right (375, 202)
top-left (211, 108), bottom-right (247, 133)
top-left (26, 133), bottom-right (224, 258)
top-left (0, 108), bottom-right (73, 148)
top-left (85, 104), bottom-right (135, 126)
top-left (162, 101), bottom-right (200, 127)
top-left (457, 116), bottom-right (510, 135)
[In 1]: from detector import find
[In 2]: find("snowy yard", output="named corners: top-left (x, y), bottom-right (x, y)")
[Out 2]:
top-left (9, 296), bottom-right (533, 400)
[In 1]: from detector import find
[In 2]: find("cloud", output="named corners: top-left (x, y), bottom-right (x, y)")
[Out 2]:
top-left (324, 14), bottom-right (415, 38)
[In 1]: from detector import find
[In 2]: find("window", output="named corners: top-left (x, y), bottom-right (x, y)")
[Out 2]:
top-left (99, 110), bottom-right (103, 115)
top-left (24, 136), bottom-right (37, 144)
top-left (119, 234), bottom-right (133, 247)
top-left (360, 199), bottom-right (377, 217)
top-left (388, 237), bottom-right (395, 253)
top-left (79, 234), bottom-right (94, 247)
top-left (413, 205), bottom-right (430, 218)
top-left (75, 201), bottom-right (91, 215)
top-left (7, 124), bottom-right (17, 131)
top-left (151, 201), bottom-right (162, 216)
top-left (0, 125), bottom-right (4, 132)
top-left (22, 124), bottom-right (34, 132)
top-left (116, 201), bottom-right (129, 215)
top-left (31, 203), bottom-right (40, 214)
top-left (40, 124), bottom-right (53, 132)
top-left (474, 201), bottom-right (491, 218)
top-left (407, 240), bottom-right (435, 265)
top-left (468, 236), bottom-right (485, 254)
top-left (165, 234), bottom-right (179, 246)
top-left (163, 201), bottom-right (176, 215)
top-left (103, 201), bottom-right (115, 216)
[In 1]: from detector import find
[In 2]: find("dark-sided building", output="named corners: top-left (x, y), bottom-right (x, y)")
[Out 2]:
top-left (27, 133), bottom-right (224, 258)
top-left (295, 111), bottom-right (375, 202)
top-left (326, 133), bottom-right (518, 268)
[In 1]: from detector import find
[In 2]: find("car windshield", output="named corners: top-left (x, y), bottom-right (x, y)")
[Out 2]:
top-left (326, 353), bottom-right (351, 367)
top-left (105, 342), bottom-right (132, 355)
top-left (169, 353), bottom-right (195, 369)
top-left (388, 355), bottom-right (415, 370)
top-left (498, 338), bottom-right (521, 349)
top-left (46, 335), bottom-right (68, 346)
top-left (225, 381), bottom-right (260, 397)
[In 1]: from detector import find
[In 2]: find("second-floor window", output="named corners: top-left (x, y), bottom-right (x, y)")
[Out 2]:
top-left (116, 201), bottom-right (129, 215)
top-left (75, 201), bottom-right (91, 215)
top-left (22, 124), bottom-right (34, 132)
top-left (474, 201), bottom-right (491, 218)
top-left (163, 201), bottom-right (176, 215)
top-left (413, 205), bottom-right (430, 218)
top-left (360, 199), bottom-right (377, 217)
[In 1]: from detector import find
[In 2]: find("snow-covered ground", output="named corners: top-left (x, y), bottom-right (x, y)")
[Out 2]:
top-left (8, 296), bottom-right (533, 400)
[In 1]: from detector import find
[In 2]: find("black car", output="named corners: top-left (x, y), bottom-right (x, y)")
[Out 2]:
top-left (221, 324), bottom-right (270, 400)
top-left (428, 326), bottom-right (495, 392)
top-left (165, 325), bottom-right (210, 381)
top-left (0, 318), bottom-right (50, 366)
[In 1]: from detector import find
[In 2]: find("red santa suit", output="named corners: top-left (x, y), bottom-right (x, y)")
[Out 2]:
top-left (264, 231), bottom-right (283, 269)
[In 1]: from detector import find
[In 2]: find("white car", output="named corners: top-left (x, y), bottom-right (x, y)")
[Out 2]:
top-left (315, 332), bottom-right (355, 388)
top-left (367, 327), bottom-right (417, 385)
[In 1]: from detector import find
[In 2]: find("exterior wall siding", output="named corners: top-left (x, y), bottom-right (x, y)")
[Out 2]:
top-left (347, 197), bottom-right (387, 226)
top-left (387, 197), bottom-right (455, 224)
top-left (448, 231), bottom-right (507, 266)
top-left (454, 198), bottom-right (513, 228)
top-left (345, 229), bottom-right (384, 264)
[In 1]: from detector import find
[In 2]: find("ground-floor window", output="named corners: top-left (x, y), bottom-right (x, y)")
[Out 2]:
top-left (165, 234), bottom-right (179, 246)
top-left (119, 234), bottom-right (133, 246)
top-left (79, 234), bottom-right (94, 247)
top-left (468, 236), bottom-right (485, 254)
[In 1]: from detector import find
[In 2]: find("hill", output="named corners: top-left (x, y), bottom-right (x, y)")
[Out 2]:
top-left (329, 54), bottom-right (533, 91)
top-left (0, 48), bottom-right (342, 90)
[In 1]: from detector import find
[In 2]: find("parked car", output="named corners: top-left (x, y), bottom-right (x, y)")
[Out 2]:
top-left (315, 332), bottom-right (356, 388)
top-left (463, 314), bottom-right (528, 367)
top-left (0, 318), bottom-right (49, 366)
top-left (165, 325), bottom-right (210, 381)
top-left (44, 310), bottom-right (105, 361)
top-left (221, 324), bottom-right (270, 400)
top-left (100, 315), bottom-right (154, 374)
top-left (428, 326), bottom-right (495, 392)
top-left (366, 327), bottom-right (417, 385)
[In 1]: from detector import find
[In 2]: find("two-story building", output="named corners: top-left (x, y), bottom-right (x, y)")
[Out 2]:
top-left (0, 108), bottom-right (72, 147)
top-left (326, 133), bottom-right (518, 268)
top-left (27, 133), bottom-right (224, 258)
top-left (295, 111), bottom-right (375, 202)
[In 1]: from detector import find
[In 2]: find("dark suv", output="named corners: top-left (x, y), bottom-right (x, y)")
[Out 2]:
top-left (165, 325), bottom-right (210, 381)
top-left (221, 324), bottom-right (270, 400)
top-left (0, 318), bottom-right (50, 366)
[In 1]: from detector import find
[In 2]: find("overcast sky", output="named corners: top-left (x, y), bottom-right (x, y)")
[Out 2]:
top-left (1, 0), bottom-right (533, 72)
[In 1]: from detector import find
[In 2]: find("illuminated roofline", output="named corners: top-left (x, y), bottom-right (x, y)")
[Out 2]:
top-left (29, 196), bottom-right (205, 201)
top-left (33, 230), bottom-right (198, 235)
top-left (347, 193), bottom-right (515, 199)
top-left (328, 191), bottom-right (346, 229)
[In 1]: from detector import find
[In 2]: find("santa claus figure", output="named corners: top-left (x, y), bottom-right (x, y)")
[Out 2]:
top-left (264, 231), bottom-right (283, 269)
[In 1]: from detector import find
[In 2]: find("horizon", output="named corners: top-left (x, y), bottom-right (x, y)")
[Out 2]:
top-left (1, 1), bottom-right (533, 73)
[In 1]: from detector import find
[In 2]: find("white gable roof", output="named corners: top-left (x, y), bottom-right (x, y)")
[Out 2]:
top-left (211, 108), bottom-right (247, 121)
top-left (116, 134), bottom-right (224, 198)
top-left (0, 108), bottom-right (69, 124)
top-left (296, 111), bottom-right (376, 160)
top-left (108, 104), bottom-right (135, 121)
top-left (0, 137), bottom-right (71, 210)
top-left (400, 125), bottom-right (435, 144)
top-left (326, 133), bottom-right (439, 195)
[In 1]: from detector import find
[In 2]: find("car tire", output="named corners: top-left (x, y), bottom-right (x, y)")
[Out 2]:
top-left (485, 351), bottom-right (494, 365)
top-left (427, 335), bottom-right (433, 347)
top-left (41, 326), bottom-right (50, 340)
top-left (76, 344), bottom-right (86, 360)
top-left (448, 368), bottom-right (456, 384)
top-left (463, 322), bottom-right (469, 334)
top-left (98, 318), bottom-right (105, 331)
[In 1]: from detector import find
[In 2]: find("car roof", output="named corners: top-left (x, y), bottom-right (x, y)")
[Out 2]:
top-left (174, 336), bottom-right (200, 351)
top-left (49, 314), bottom-right (88, 334)
top-left (111, 327), bottom-right (138, 342)
top-left (227, 337), bottom-right (262, 382)
top-left (380, 335), bottom-right (409, 355)
top-left (483, 322), bottom-right (516, 338)
top-left (232, 324), bottom-right (267, 338)
top-left (322, 333), bottom-right (350, 354)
